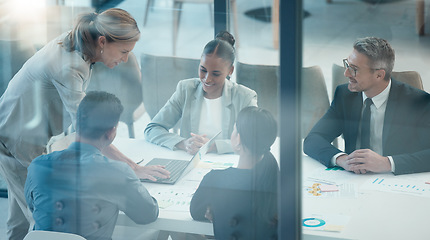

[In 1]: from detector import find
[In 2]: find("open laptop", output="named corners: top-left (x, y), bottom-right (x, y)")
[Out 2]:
top-left (141, 131), bottom-right (221, 184)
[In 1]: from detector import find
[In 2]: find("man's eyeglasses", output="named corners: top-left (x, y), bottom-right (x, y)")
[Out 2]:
top-left (343, 58), bottom-right (382, 77)
top-left (343, 59), bottom-right (357, 77)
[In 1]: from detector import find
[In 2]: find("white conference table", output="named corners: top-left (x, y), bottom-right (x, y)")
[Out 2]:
top-left (301, 154), bottom-right (430, 240)
top-left (112, 137), bottom-right (430, 239)
top-left (112, 137), bottom-right (221, 235)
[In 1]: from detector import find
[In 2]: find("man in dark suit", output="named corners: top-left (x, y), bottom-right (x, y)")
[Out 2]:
top-left (304, 37), bottom-right (430, 175)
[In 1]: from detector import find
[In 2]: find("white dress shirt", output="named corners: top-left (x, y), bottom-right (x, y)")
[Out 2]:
top-left (198, 97), bottom-right (223, 139)
top-left (332, 80), bottom-right (395, 172)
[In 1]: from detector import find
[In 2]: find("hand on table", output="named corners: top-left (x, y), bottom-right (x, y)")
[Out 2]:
top-left (336, 149), bottom-right (391, 174)
top-left (347, 149), bottom-right (391, 173)
top-left (134, 165), bottom-right (170, 181)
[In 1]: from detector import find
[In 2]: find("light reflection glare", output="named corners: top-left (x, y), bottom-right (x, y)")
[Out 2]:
top-left (6, 0), bottom-right (46, 22)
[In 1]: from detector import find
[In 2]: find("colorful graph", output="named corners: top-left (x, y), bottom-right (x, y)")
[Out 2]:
top-left (362, 177), bottom-right (430, 198)
top-left (150, 187), bottom-right (196, 211)
top-left (302, 214), bottom-right (350, 232)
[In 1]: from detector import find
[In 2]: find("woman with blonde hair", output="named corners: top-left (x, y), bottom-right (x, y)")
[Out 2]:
top-left (0, 8), bottom-right (168, 239)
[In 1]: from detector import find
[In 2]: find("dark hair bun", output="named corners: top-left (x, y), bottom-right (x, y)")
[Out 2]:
top-left (215, 31), bottom-right (235, 47)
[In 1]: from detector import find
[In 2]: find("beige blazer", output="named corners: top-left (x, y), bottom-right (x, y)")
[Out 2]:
top-left (144, 78), bottom-right (257, 153)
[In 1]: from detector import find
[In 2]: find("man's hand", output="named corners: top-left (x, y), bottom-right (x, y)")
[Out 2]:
top-left (346, 149), bottom-right (391, 174)
top-left (134, 165), bottom-right (170, 181)
top-left (335, 154), bottom-right (365, 173)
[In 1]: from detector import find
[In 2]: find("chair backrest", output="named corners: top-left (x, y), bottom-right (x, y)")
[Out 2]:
top-left (332, 63), bottom-right (347, 98)
top-left (301, 66), bottom-right (330, 138)
top-left (391, 71), bottom-right (424, 90)
top-left (0, 40), bottom-right (36, 97)
top-left (210, 188), bottom-right (277, 240)
top-left (332, 64), bottom-right (424, 97)
top-left (235, 62), bottom-right (279, 121)
top-left (87, 52), bottom-right (144, 137)
top-left (141, 53), bottom-right (200, 119)
top-left (24, 230), bottom-right (86, 240)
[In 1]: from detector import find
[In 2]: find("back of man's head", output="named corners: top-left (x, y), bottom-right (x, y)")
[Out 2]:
top-left (353, 37), bottom-right (395, 80)
top-left (77, 91), bottom-right (123, 140)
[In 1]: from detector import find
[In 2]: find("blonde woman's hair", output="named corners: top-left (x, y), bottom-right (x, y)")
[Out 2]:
top-left (62, 8), bottom-right (140, 61)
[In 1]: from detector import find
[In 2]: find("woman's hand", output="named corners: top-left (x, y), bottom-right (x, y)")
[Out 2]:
top-left (176, 133), bottom-right (209, 154)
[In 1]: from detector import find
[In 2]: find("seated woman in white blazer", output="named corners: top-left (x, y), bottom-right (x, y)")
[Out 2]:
top-left (144, 31), bottom-right (257, 154)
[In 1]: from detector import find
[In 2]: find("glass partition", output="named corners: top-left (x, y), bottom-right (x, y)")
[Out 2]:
top-left (301, 0), bottom-right (430, 239)
top-left (0, 0), bottom-right (284, 239)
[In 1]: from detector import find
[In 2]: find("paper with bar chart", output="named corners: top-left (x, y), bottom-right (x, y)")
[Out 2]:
top-left (360, 176), bottom-right (430, 198)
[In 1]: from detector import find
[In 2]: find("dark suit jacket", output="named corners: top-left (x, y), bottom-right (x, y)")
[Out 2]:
top-left (304, 79), bottom-right (430, 175)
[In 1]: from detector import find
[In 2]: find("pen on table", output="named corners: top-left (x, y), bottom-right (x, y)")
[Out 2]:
top-left (136, 159), bottom-right (144, 165)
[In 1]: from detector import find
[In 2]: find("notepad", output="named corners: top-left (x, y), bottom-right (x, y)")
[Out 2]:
top-left (319, 184), bottom-right (339, 192)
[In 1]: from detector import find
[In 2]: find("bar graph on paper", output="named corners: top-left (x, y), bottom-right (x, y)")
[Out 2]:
top-left (361, 177), bottom-right (430, 198)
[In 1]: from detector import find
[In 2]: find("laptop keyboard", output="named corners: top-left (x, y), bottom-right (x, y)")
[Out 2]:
top-left (156, 160), bottom-right (189, 182)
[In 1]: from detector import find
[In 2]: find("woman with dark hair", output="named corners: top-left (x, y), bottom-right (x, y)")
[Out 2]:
top-left (0, 8), bottom-right (168, 239)
top-left (190, 106), bottom-right (279, 240)
top-left (144, 31), bottom-right (257, 155)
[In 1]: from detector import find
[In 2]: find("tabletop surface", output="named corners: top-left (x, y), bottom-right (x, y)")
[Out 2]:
top-left (112, 137), bottom-right (430, 239)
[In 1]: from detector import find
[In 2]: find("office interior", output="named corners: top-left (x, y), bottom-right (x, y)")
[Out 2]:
top-left (1, 0), bottom-right (430, 239)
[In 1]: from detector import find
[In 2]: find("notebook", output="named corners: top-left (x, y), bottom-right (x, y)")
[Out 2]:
top-left (141, 131), bottom-right (221, 184)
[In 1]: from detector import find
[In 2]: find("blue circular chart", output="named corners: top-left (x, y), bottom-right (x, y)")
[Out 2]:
top-left (303, 218), bottom-right (326, 228)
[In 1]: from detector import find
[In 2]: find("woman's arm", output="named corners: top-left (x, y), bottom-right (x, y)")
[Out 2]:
top-left (144, 80), bottom-right (189, 149)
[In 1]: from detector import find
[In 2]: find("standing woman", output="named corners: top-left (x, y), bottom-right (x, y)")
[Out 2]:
top-left (0, 8), bottom-right (168, 240)
top-left (190, 106), bottom-right (279, 239)
top-left (144, 31), bottom-right (257, 154)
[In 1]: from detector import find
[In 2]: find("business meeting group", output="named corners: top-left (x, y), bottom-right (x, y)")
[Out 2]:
top-left (1, 3), bottom-right (430, 240)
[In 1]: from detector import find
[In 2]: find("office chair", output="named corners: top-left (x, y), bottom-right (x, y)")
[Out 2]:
top-left (391, 71), bottom-right (424, 90)
top-left (24, 230), bottom-right (86, 240)
top-left (331, 63), bottom-right (348, 99)
top-left (140, 53), bottom-right (200, 119)
top-left (208, 188), bottom-right (277, 240)
top-left (235, 61), bottom-right (279, 122)
top-left (301, 66), bottom-right (331, 139)
top-left (87, 52), bottom-right (145, 138)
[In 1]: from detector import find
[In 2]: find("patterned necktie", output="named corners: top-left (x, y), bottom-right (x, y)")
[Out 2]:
top-left (360, 98), bottom-right (373, 149)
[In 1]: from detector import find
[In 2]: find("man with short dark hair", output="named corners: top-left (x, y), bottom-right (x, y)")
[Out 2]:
top-left (24, 91), bottom-right (159, 240)
top-left (304, 37), bottom-right (430, 175)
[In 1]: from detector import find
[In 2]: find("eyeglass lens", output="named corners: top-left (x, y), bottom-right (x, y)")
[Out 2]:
top-left (343, 59), bottom-right (356, 77)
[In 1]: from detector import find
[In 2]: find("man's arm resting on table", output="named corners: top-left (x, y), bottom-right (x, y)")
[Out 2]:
top-left (102, 144), bottom-right (170, 181)
top-left (303, 133), bottom-right (343, 167)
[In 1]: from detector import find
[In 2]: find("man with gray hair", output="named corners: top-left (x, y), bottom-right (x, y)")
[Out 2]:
top-left (304, 37), bottom-right (430, 175)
